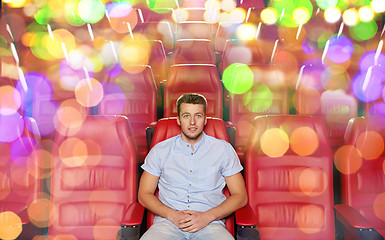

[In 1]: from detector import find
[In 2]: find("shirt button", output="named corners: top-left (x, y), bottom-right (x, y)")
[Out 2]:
top-left (188, 205), bottom-right (190, 208)
top-left (189, 184), bottom-right (191, 186)
top-left (191, 153), bottom-right (193, 155)
top-left (187, 145), bottom-right (189, 147)
top-left (189, 170), bottom-right (192, 172)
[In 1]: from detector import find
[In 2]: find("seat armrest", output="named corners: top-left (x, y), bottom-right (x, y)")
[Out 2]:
top-left (18, 208), bottom-right (30, 224)
top-left (236, 205), bottom-right (260, 240)
top-left (335, 204), bottom-right (384, 240)
top-left (18, 207), bottom-right (48, 239)
top-left (225, 121), bottom-right (236, 148)
top-left (146, 123), bottom-right (157, 150)
top-left (117, 202), bottom-right (145, 240)
top-left (235, 204), bottom-right (257, 226)
top-left (120, 202), bottom-right (144, 226)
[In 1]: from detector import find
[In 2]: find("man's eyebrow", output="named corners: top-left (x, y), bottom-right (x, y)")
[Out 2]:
top-left (180, 112), bottom-right (204, 115)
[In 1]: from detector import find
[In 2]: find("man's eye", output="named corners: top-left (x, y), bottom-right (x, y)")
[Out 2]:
top-left (196, 115), bottom-right (202, 118)
top-left (183, 115), bottom-right (189, 118)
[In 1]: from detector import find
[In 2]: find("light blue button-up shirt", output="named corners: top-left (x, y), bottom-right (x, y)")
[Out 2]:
top-left (141, 132), bottom-right (243, 226)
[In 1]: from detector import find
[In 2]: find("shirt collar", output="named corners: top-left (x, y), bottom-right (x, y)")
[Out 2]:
top-left (177, 132), bottom-right (207, 152)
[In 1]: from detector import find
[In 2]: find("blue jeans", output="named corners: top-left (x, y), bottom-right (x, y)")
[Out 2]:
top-left (140, 221), bottom-right (234, 240)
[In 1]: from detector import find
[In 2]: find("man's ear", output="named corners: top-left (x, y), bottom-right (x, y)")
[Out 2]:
top-left (204, 116), bottom-right (207, 125)
top-left (177, 116), bottom-right (181, 126)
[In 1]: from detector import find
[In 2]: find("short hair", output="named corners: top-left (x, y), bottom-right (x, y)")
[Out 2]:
top-left (176, 93), bottom-right (207, 116)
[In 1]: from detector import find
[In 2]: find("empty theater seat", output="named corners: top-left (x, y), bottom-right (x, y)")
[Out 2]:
top-left (236, 115), bottom-right (335, 240)
top-left (228, 64), bottom-right (289, 162)
top-left (335, 116), bottom-right (385, 239)
top-left (0, 116), bottom-right (42, 239)
top-left (50, 115), bottom-right (143, 239)
top-left (133, 21), bottom-right (174, 53)
top-left (295, 64), bottom-right (357, 150)
top-left (176, 21), bottom-right (213, 40)
top-left (145, 117), bottom-right (235, 236)
top-left (163, 64), bottom-right (223, 118)
top-left (220, 39), bottom-right (267, 74)
top-left (98, 65), bottom-right (158, 162)
top-left (171, 39), bottom-right (216, 65)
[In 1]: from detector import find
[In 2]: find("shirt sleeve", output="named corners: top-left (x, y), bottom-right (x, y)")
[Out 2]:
top-left (221, 142), bottom-right (243, 177)
top-left (141, 146), bottom-right (162, 177)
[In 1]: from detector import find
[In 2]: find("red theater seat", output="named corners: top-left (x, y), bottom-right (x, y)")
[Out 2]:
top-left (146, 117), bottom-right (235, 236)
top-left (295, 64), bottom-right (357, 150)
top-left (220, 39), bottom-right (266, 74)
top-left (229, 64), bottom-right (289, 162)
top-left (0, 116), bottom-right (42, 239)
top-left (99, 65), bottom-right (158, 162)
top-left (50, 115), bottom-right (143, 239)
top-left (164, 64), bottom-right (223, 118)
top-left (237, 115), bottom-right (335, 240)
top-left (335, 116), bottom-right (385, 239)
top-left (133, 22), bottom-right (174, 53)
top-left (176, 21), bottom-right (213, 40)
top-left (171, 39), bottom-right (216, 65)
top-left (239, 0), bottom-right (266, 9)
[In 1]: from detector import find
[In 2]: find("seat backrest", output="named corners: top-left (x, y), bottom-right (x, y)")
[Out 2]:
top-left (147, 40), bottom-right (168, 85)
top-left (133, 22), bottom-right (174, 53)
top-left (99, 65), bottom-right (157, 159)
top-left (164, 64), bottom-right (222, 118)
top-left (245, 115), bottom-right (335, 240)
top-left (0, 115), bottom-right (40, 214)
top-left (172, 39), bottom-right (216, 65)
top-left (229, 64), bottom-right (289, 153)
top-left (49, 115), bottom-right (137, 239)
top-left (176, 21), bottom-right (213, 40)
top-left (296, 64), bottom-right (357, 148)
top-left (340, 116), bottom-right (385, 237)
top-left (147, 117), bottom-right (234, 235)
top-left (221, 39), bottom-right (266, 74)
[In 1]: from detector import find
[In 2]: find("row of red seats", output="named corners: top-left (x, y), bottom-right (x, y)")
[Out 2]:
top-left (1, 114), bottom-right (384, 239)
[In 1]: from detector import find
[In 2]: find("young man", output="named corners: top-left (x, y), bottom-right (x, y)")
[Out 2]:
top-left (138, 93), bottom-right (247, 240)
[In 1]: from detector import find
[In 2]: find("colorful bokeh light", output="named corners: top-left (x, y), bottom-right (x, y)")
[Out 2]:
top-left (78, 0), bottom-right (106, 24)
top-left (236, 23), bottom-right (257, 40)
top-left (0, 211), bottom-right (22, 240)
top-left (326, 35), bottom-right (354, 63)
top-left (0, 86), bottom-right (21, 115)
top-left (271, 0), bottom-right (313, 27)
top-left (290, 127), bottom-right (319, 156)
top-left (324, 6), bottom-right (341, 23)
top-left (260, 128), bottom-right (289, 157)
top-left (243, 84), bottom-right (273, 113)
top-left (342, 8), bottom-right (359, 26)
top-left (358, 6), bottom-right (374, 22)
top-left (356, 131), bottom-right (384, 160)
top-left (334, 145), bottom-right (363, 174)
top-left (261, 7), bottom-right (278, 25)
top-left (371, 0), bottom-right (385, 13)
top-left (352, 65), bottom-right (385, 103)
top-left (0, 112), bottom-right (24, 143)
top-left (349, 20), bottom-right (378, 41)
top-left (74, 78), bottom-right (104, 107)
top-left (223, 63), bottom-right (254, 94)
top-left (316, 0), bottom-right (338, 10)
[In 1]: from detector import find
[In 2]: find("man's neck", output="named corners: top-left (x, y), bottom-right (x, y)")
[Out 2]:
top-left (180, 134), bottom-right (203, 150)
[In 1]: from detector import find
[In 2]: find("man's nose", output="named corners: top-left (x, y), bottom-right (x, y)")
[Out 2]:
top-left (190, 116), bottom-right (196, 125)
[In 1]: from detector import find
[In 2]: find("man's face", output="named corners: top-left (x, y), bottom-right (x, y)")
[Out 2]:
top-left (177, 103), bottom-right (207, 144)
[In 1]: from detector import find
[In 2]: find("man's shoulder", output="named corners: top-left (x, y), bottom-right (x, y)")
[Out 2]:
top-left (152, 135), bottom-right (179, 149)
top-left (205, 134), bottom-right (228, 144)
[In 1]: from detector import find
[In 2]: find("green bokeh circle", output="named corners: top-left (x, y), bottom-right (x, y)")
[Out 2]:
top-left (223, 63), bottom-right (254, 95)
